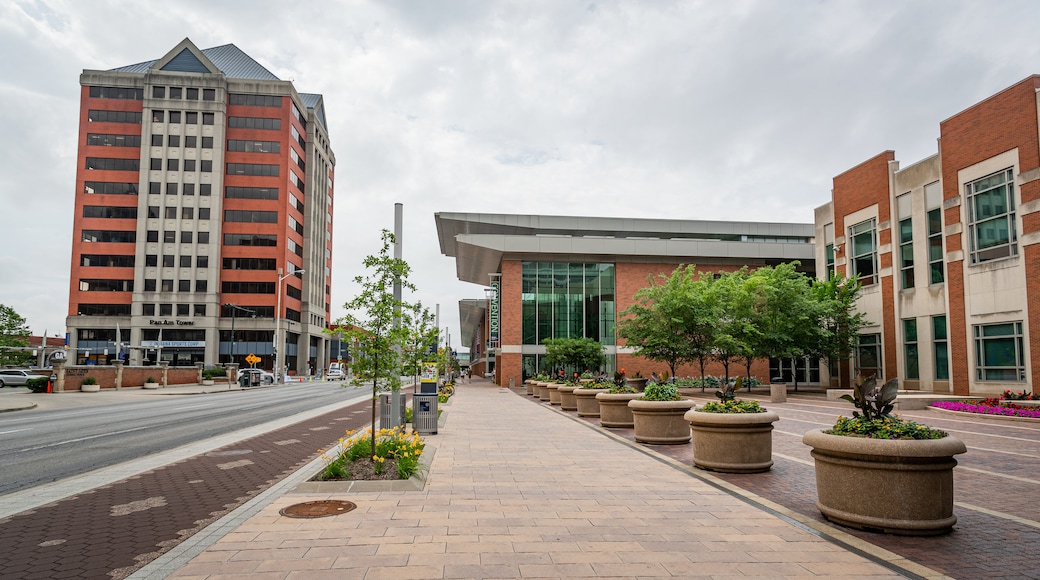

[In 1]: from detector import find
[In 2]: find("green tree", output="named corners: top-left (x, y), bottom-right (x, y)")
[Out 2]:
top-left (0, 304), bottom-right (32, 367)
top-left (617, 265), bottom-right (702, 378)
top-left (402, 302), bottom-right (437, 384)
top-left (332, 230), bottom-right (415, 457)
top-left (744, 262), bottom-right (821, 389)
top-left (808, 275), bottom-right (869, 388)
top-left (709, 269), bottom-right (758, 384)
top-left (542, 337), bottom-right (606, 377)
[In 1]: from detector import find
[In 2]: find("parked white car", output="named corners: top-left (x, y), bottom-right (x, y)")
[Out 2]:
top-left (0, 369), bottom-right (39, 387)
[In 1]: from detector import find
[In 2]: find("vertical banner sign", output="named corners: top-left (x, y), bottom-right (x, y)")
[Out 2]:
top-left (489, 277), bottom-right (500, 348)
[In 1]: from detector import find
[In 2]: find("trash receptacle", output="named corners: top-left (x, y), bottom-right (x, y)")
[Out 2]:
top-left (412, 393), bottom-right (438, 435)
top-left (238, 374), bottom-right (250, 388)
top-left (380, 392), bottom-right (406, 429)
top-left (250, 372), bottom-right (259, 387)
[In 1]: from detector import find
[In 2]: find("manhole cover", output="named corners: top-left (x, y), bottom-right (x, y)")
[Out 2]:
top-left (205, 449), bottom-right (253, 457)
top-left (280, 500), bottom-right (357, 518)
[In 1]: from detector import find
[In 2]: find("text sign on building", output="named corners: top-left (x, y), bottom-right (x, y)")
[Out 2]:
top-left (141, 340), bottom-right (206, 348)
top-left (489, 279), bottom-right (500, 347)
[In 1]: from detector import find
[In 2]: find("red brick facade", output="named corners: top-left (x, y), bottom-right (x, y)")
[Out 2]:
top-left (823, 75), bottom-right (1040, 395)
top-left (830, 151), bottom-right (898, 385)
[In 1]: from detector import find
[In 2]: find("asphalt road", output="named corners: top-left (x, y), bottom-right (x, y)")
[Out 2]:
top-left (0, 382), bottom-right (368, 497)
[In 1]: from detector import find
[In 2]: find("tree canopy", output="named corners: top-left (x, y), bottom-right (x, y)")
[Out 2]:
top-left (0, 304), bottom-right (32, 367)
top-left (541, 336), bottom-right (606, 375)
top-left (617, 264), bottom-right (865, 385)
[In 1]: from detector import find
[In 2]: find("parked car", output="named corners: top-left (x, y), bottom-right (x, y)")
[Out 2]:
top-left (0, 369), bottom-right (41, 387)
top-left (327, 363), bottom-right (345, 380)
top-left (236, 368), bottom-right (274, 386)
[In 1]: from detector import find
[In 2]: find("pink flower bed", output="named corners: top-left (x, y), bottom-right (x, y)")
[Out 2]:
top-left (931, 400), bottom-right (1040, 419)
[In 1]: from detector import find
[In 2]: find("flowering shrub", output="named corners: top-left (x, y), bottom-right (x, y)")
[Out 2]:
top-left (319, 426), bottom-right (425, 480)
top-left (828, 416), bottom-right (947, 440)
top-left (700, 400), bottom-right (765, 413)
top-left (931, 400), bottom-right (1040, 419)
top-left (640, 382), bottom-right (682, 401)
top-left (1001, 389), bottom-right (1040, 401)
top-left (580, 381), bottom-right (612, 389)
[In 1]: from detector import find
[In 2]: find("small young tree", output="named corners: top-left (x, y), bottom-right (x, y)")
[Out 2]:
top-left (745, 262), bottom-right (820, 390)
top-left (808, 275), bottom-right (869, 388)
top-left (542, 337), bottom-right (606, 377)
top-left (617, 265), bottom-right (701, 378)
top-left (402, 301), bottom-right (437, 386)
top-left (709, 269), bottom-right (757, 385)
top-left (332, 230), bottom-right (416, 459)
top-left (0, 304), bottom-right (32, 367)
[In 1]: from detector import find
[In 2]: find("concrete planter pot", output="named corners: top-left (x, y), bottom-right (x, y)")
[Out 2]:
top-left (81, 383), bottom-right (101, 392)
top-left (558, 386), bottom-right (578, 411)
top-left (540, 383), bottom-right (556, 402)
top-left (574, 388), bottom-right (609, 417)
top-left (629, 399), bottom-right (697, 444)
top-left (201, 379), bottom-right (215, 386)
top-left (143, 381), bottom-right (160, 389)
top-left (596, 392), bottom-right (642, 427)
top-left (548, 384), bottom-right (564, 405)
top-left (803, 429), bottom-right (967, 535)
top-left (525, 380), bottom-right (536, 395)
top-left (533, 382), bottom-right (547, 399)
top-left (686, 409), bottom-right (780, 473)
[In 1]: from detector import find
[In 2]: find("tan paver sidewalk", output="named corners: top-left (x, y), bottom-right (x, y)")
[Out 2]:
top-left (169, 382), bottom-right (905, 579)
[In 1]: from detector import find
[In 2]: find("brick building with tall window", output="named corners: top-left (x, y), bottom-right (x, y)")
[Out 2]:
top-left (816, 75), bottom-right (1040, 395)
top-left (67, 38), bottom-right (335, 373)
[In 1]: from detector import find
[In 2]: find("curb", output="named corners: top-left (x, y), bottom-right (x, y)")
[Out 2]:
top-left (0, 402), bottom-right (37, 413)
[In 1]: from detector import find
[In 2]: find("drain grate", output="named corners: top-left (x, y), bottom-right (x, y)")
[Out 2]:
top-left (280, 500), bottom-right (357, 518)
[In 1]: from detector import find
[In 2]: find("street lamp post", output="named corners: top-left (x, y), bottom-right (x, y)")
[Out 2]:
top-left (274, 267), bottom-right (304, 383)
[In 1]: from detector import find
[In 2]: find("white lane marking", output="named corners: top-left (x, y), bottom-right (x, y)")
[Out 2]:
top-left (955, 502), bottom-right (1040, 529)
top-left (772, 452), bottom-right (814, 467)
top-left (172, 404), bottom-right (217, 411)
top-left (958, 466), bottom-right (1040, 485)
top-left (0, 428), bottom-right (33, 435)
top-left (18, 425), bottom-right (154, 451)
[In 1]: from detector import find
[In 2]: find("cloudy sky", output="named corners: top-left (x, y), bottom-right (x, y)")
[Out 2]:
top-left (3, 0), bottom-right (1040, 349)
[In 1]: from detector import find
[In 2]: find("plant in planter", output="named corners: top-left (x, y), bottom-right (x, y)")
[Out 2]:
top-left (81, 376), bottom-right (100, 392)
top-left (596, 379), bottom-right (641, 428)
top-left (628, 382), bottom-right (696, 444)
top-left (574, 380), bottom-right (612, 417)
top-left (686, 377), bottom-right (780, 473)
top-left (803, 375), bottom-right (967, 535)
top-left (144, 375), bottom-right (159, 388)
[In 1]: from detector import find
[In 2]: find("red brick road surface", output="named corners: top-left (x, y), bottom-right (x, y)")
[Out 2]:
top-left (516, 386), bottom-right (1040, 580)
top-left (0, 398), bottom-right (378, 579)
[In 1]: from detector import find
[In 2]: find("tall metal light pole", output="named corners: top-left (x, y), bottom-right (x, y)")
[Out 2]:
top-left (274, 268), bottom-right (304, 383)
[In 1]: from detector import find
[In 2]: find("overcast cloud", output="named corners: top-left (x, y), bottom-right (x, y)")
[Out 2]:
top-left (3, 0), bottom-right (1040, 349)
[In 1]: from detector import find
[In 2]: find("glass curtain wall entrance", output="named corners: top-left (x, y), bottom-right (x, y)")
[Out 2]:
top-left (520, 262), bottom-right (616, 379)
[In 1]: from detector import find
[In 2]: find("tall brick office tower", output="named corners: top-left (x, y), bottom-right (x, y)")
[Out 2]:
top-left (67, 38), bottom-right (335, 374)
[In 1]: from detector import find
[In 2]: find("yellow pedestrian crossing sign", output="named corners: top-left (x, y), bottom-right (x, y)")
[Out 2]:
top-left (245, 354), bottom-right (261, 365)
